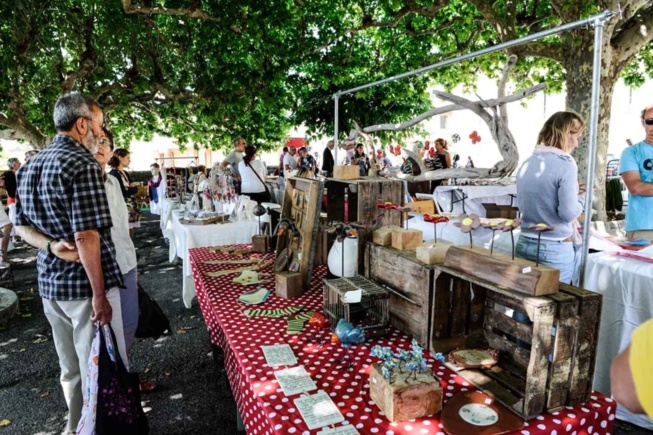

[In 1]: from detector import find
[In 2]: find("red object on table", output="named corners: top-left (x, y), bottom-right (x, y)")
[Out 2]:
top-left (190, 246), bottom-right (616, 435)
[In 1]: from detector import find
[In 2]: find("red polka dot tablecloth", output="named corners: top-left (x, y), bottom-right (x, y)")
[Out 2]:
top-left (190, 246), bottom-right (616, 435)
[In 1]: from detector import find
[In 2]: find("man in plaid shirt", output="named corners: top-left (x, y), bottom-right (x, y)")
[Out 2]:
top-left (15, 92), bottom-right (125, 434)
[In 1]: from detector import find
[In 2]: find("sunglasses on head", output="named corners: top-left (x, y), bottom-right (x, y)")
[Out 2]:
top-left (644, 118), bottom-right (653, 125)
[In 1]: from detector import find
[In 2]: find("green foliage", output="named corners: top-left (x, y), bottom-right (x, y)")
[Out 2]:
top-left (1, 0), bottom-right (653, 154)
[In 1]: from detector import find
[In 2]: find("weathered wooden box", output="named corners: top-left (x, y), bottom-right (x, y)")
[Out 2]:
top-left (416, 241), bottom-right (452, 265)
top-left (275, 272), bottom-right (303, 299)
top-left (443, 245), bottom-right (560, 296)
top-left (430, 265), bottom-right (602, 420)
top-left (333, 165), bottom-right (360, 180)
top-left (323, 275), bottom-right (390, 338)
top-left (365, 243), bottom-right (437, 347)
top-left (372, 226), bottom-right (402, 246)
top-left (369, 362), bottom-right (442, 422)
top-left (391, 228), bottom-right (423, 251)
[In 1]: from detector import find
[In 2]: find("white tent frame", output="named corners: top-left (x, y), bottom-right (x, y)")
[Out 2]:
top-left (332, 9), bottom-right (620, 287)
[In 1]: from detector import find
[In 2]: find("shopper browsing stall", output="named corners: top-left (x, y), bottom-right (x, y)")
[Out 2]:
top-left (239, 145), bottom-right (270, 204)
top-left (350, 143), bottom-right (370, 176)
top-left (108, 148), bottom-right (141, 238)
top-left (620, 105), bottom-right (653, 239)
top-left (515, 111), bottom-right (586, 284)
top-left (221, 137), bottom-right (247, 193)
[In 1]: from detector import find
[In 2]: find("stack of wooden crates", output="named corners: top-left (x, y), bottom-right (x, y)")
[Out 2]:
top-left (365, 242), bottom-right (601, 420)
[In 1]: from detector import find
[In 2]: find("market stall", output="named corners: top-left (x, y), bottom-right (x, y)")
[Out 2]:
top-left (164, 201), bottom-right (258, 308)
top-left (190, 246), bottom-right (616, 434)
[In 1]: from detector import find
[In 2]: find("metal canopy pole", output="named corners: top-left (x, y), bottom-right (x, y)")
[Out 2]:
top-left (334, 95), bottom-right (339, 163)
top-left (578, 17), bottom-right (607, 287)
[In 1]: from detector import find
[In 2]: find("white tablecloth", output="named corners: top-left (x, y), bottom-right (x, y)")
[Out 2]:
top-left (168, 211), bottom-right (258, 308)
top-left (584, 252), bottom-right (653, 429)
top-left (434, 184), bottom-right (517, 216)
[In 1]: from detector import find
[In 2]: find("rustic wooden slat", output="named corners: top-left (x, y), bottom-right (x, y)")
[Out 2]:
top-left (484, 365), bottom-right (527, 396)
top-left (431, 273), bottom-right (453, 344)
top-left (430, 330), bottom-right (487, 354)
top-left (484, 328), bottom-right (532, 373)
top-left (457, 369), bottom-right (525, 413)
top-left (545, 291), bottom-right (578, 411)
top-left (443, 246), bottom-right (560, 296)
top-left (521, 304), bottom-right (555, 419)
top-left (485, 308), bottom-right (533, 345)
top-left (559, 283), bottom-right (602, 405)
top-left (450, 278), bottom-right (470, 337)
top-left (469, 283), bottom-right (486, 333)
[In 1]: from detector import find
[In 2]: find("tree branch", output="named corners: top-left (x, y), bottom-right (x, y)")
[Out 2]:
top-left (509, 41), bottom-right (566, 64)
top-left (613, 4), bottom-right (653, 66)
top-left (122, 0), bottom-right (223, 23)
top-left (0, 112), bottom-right (48, 148)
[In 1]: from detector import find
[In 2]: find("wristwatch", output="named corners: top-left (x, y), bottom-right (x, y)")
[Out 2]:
top-left (46, 239), bottom-right (55, 254)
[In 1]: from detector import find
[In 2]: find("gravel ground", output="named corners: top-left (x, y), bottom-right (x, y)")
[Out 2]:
top-left (0, 212), bottom-right (651, 434)
top-left (0, 212), bottom-right (242, 435)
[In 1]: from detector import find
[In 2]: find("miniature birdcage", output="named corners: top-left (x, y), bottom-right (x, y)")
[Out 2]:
top-left (323, 275), bottom-right (390, 338)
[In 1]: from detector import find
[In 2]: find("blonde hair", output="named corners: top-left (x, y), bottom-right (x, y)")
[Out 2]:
top-left (537, 111), bottom-right (585, 153)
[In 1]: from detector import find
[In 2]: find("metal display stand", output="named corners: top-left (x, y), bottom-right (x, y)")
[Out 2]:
top-left (332, 9), bottom-right (621, 287)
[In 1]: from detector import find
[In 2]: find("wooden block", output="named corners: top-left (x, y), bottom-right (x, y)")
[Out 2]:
top-left (391, 228), bottom-right (423, 251)
top-left (275, 272), bottom-right (303, 299)
top-left (251, 235), bottom-right (269, 253)
top-left (416, 241), bottom-right (452, 265)
top-left (443, 246), bottom-right (560, 296)
top-left (369, 363), bottom-right (442, 422)
top-left (408, 199), bottom-right (435, 215)
top-left (333, 165), bottom-right (360, 180)
top-left (373, 226), bottom-right (401, 246)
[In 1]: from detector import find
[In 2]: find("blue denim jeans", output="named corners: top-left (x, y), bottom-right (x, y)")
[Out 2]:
top-left (516, 235), bottom-right (577, 284)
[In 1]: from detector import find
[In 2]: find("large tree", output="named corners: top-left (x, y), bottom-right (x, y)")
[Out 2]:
top-left (3, 1), bottom-right (653, 218)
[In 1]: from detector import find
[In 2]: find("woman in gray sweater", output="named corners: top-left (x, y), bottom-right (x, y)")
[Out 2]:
top-left (515, 111), bottom-right (587, 284)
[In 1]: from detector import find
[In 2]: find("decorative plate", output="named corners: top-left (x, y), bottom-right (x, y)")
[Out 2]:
top-left (448, 349), bottom-right (499, 369)
top-left (441, 391), bottom-right (523, 435)
top-left (273, 248), bottom-right (292, 273)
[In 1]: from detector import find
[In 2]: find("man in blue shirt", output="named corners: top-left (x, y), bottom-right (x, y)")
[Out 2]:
top-left (620, 105), bottom-right (653, 239)
top-left (15, 92), bottom-right (124, 434)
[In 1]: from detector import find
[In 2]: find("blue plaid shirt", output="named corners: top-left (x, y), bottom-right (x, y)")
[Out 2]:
top-left (15, 135), bottom-right (124, 300)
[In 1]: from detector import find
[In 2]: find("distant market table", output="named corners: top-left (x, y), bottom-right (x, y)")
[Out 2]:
top-left (169, 213), bottom-right (258, 308)
top-left (585, 251), bottom-right (653, 430)
top-left (434, 184), bottom-right (517, 216)
top-left (190, 246), bottom-right (616, 435)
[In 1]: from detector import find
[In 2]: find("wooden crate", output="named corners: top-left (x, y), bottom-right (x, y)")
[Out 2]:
top-left (326, 179), bottom-right (404, 227)
top-left (326, 178), bottom-right (404, 275)
top-left (429, 265), bottom-right (602, 420)
top-left (365, 243), bottom-right (436, 347)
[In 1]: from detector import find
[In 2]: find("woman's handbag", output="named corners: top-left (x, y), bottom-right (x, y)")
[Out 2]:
top-left (136, 283), bottom-right (172, 339)
top-left (77, 324), bottom-right (149, 435)
top-left (96, 324), bottom-right (149, 434)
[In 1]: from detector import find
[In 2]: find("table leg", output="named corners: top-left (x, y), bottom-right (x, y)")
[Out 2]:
top-left (236, 410), bottom-right (245, 431)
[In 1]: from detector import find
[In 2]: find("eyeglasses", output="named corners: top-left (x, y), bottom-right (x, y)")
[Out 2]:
top-left (644, 118), bottom-right (653, 126)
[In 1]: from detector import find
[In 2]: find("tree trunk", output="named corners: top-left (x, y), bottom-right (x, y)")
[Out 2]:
top-left (566, 33), bottom-right (616, 222)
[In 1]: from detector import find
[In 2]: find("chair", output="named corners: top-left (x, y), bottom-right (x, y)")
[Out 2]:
top-left (260, 202), bottom-right (281, 236)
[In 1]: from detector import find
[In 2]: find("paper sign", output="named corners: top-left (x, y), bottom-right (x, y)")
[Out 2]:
top-left (274, 365), bottom-right (317, 396)
top-left (261, 344), bottom-right (297, 367)
top-left (317, 424), bottom-right (361, 435)
top-left (521, 266), bottom-right (532, 274)
top-left (342, 290), bottom-right (362, 303)
top-left (294, 390), bottom-right (345, 430)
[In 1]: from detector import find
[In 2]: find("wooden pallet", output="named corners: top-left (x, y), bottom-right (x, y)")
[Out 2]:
top-left (430, 265), bottom-right (601, 420)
